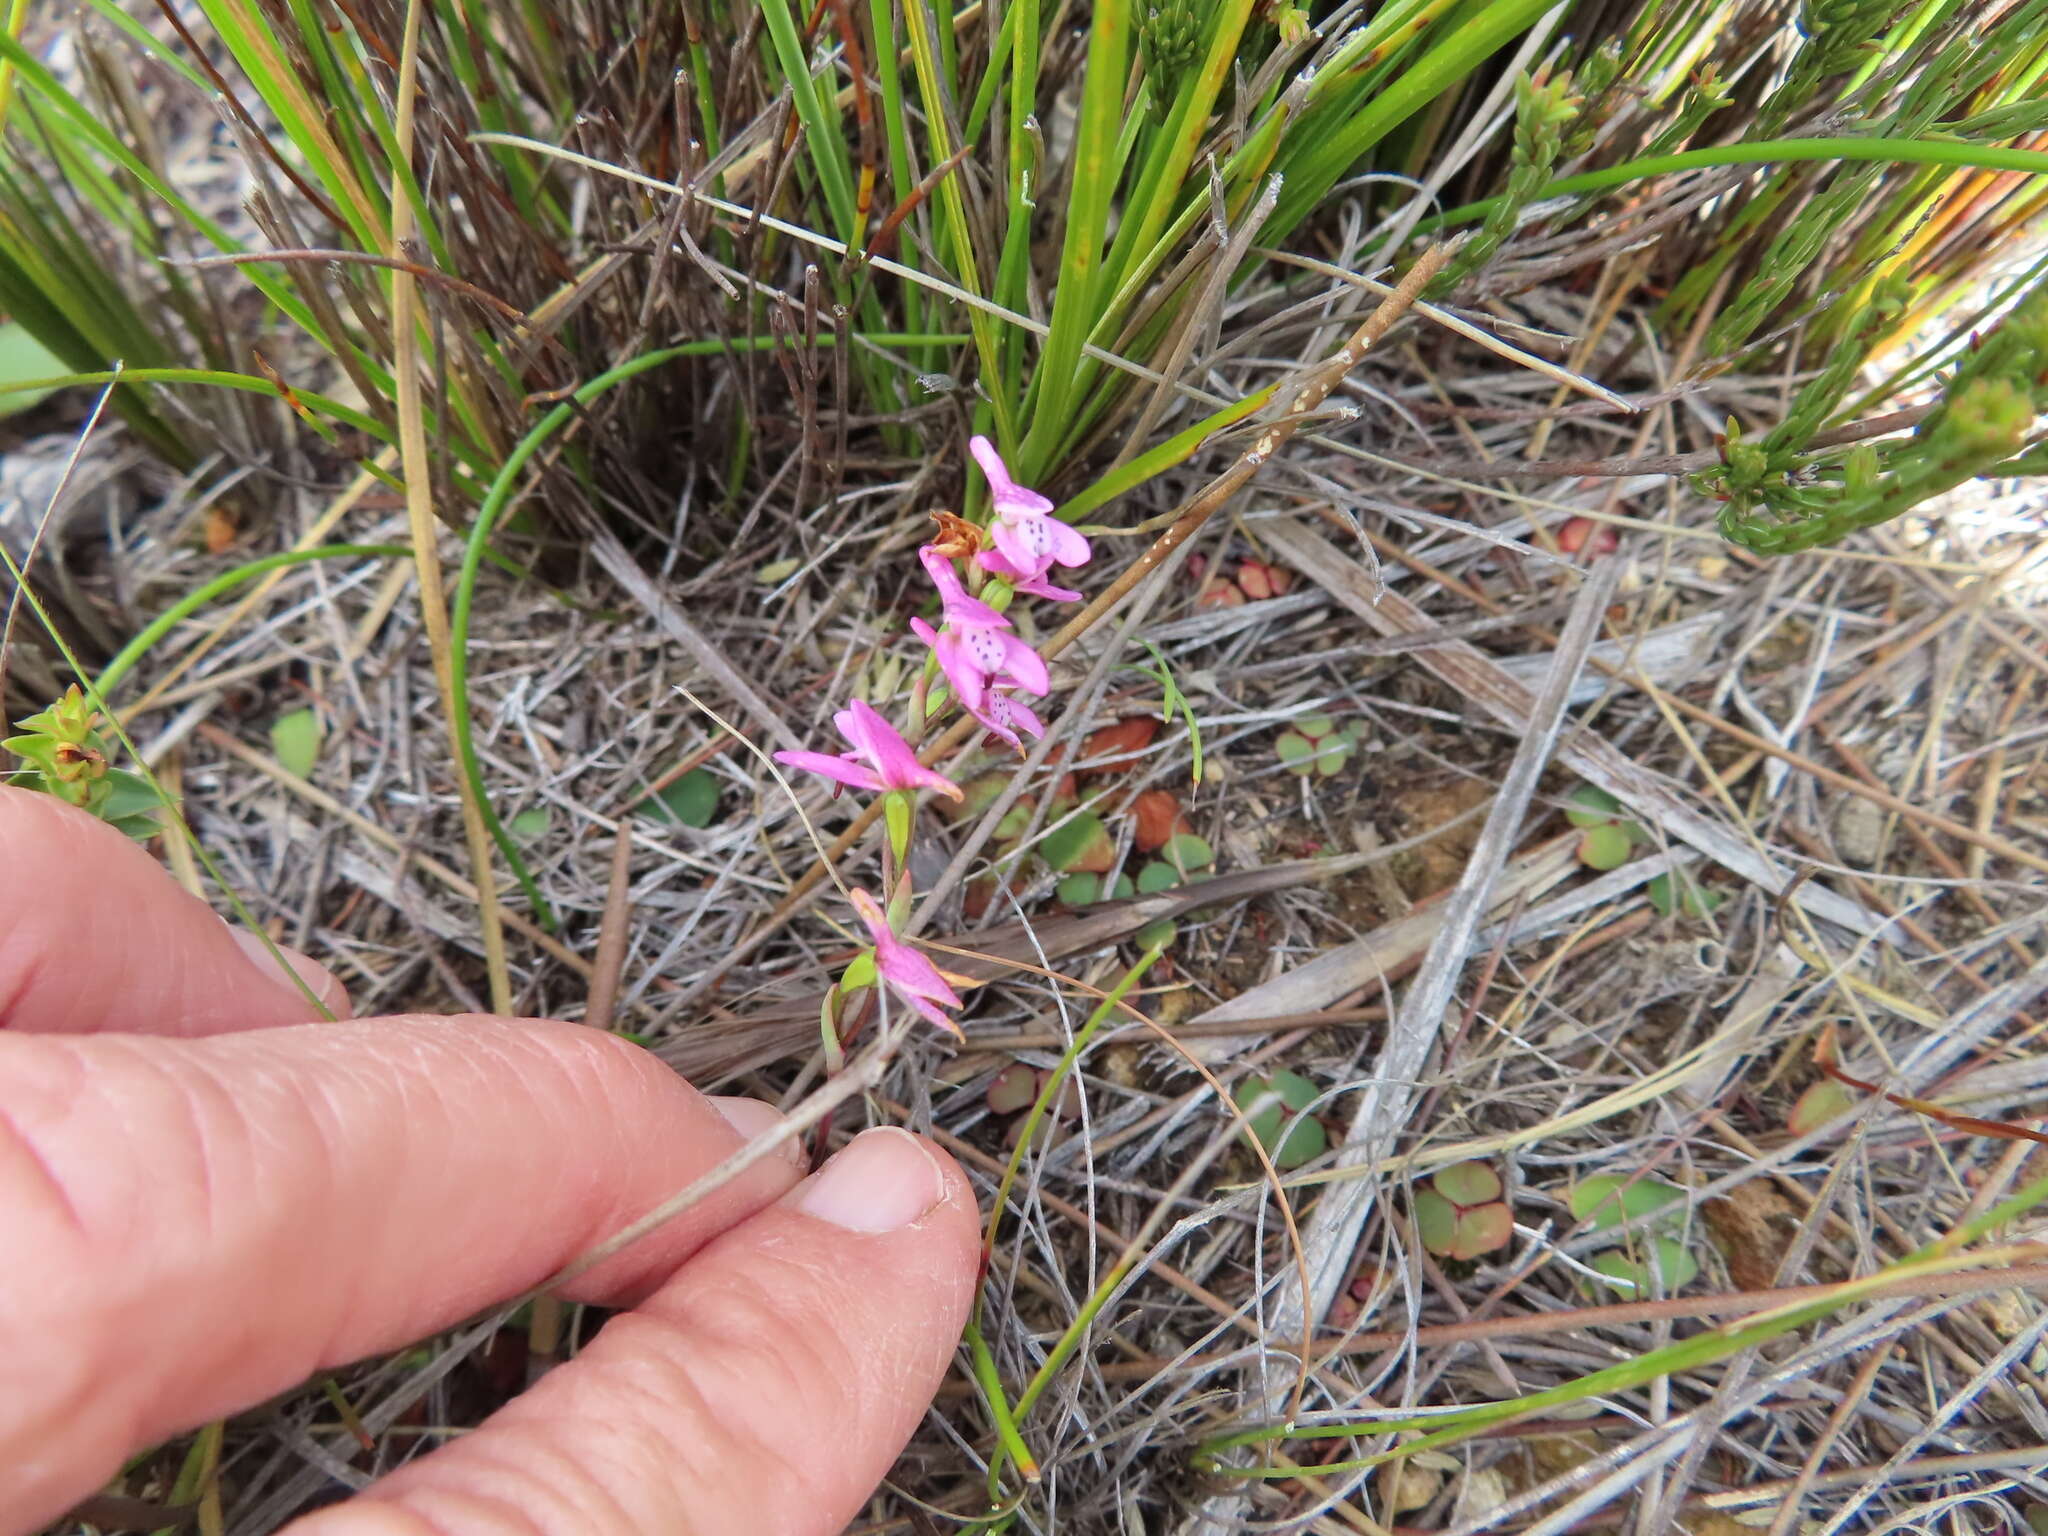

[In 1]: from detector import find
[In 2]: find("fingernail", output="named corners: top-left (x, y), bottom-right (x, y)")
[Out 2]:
top-left (795, 1127), bottom-right (945, 1233)
top-left (708, 1095), bottom-right (807, 1167)
top-left (229, 927), bottom-right (328, 1006)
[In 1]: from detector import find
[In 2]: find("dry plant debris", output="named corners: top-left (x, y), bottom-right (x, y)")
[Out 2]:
top-left (3, 1), bottom-right (2048, 1532)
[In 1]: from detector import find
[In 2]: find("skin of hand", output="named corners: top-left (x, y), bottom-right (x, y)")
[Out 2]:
top-left (0, 785), bottom-right (980, 1535)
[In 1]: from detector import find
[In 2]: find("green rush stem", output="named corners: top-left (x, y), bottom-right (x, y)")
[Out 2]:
top-left (976, 947), bottom-right (1163, 1502)
top-left (0, 368), bottom-right (391, 448)
top-left (95, 544), bottom-right (413, 698)
top-left (965, 1315), bottom-right (1040, 1484)
top-left (1426, 135), bottom-right (2048, 233)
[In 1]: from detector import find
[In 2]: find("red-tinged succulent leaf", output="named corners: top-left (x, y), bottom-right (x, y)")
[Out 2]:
top-left (1451, 1202), bottom-right (1514, 1259)
top-left (1196, 576), bottom-right (1247, 609)
top-left (1557, 516), bottom-right (1619, 557)
top-left (1043, 810), bottom-right (1116, 873)
top-left (987, 1062), bottom-right (1038, 1114)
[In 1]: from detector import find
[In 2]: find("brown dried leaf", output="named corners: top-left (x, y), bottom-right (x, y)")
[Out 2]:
top-left (1132, 788), bottom-right (1186, 852)
top-left (1081, 716), bottom-right (1158, 775)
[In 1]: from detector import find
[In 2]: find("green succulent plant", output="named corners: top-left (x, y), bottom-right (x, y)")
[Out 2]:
top-left (1276, 715), bottom-right (1364, 778)
top-left (1413, 1161), bottom-right (1514, 1261)
top-left (1234, 1069), bottom-right (1327, 1170)
top-left (1567, 1173), bottom-right (1701, 1296)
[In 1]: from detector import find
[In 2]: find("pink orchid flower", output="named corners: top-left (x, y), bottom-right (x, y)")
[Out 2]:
top-left (968, 436), bottom-right (1090, 600)
top-left (978, 552), bottom-right (1084, 603)
top-left (967, 678), bottom-right (1045, 752)
top-left (914, 546), bottom-right (1051, 700)
top-left (976, 689), bottom-right (1044, 752)
top-left (850, 888), bottom-right (963, 1037)
top-left (774, 698), bottom-right (963, 802)
top-left (908, 617), bottom-right (1048, 750)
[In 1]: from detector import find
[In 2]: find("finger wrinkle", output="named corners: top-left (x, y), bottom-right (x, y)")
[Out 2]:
top-left (474, 1309), bottom-right (812, 1533)
top-left (0, 1041), bottom-right (89, 1238)
top-left (376, 1441), bottom-right (637, 1536)
top-left (597, 1311), bottom-right (818, 1510)
top-left (299, 1488), bottom-right (534, 1536)
top-left (0, 935), bottom-right (49, 1030)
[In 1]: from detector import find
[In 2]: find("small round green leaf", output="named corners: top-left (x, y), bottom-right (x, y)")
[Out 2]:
top-left (1589, 1238), bottom-right (1698, 1295)
top-left (1431, 1160), bottom-right (1503, 1207)
top-left (1268, 1069), bottom-right (1320, 1112)
top-left (1578, 822), bottom-right (1633, 870)
top-left (509, 808), bottom-right (551, 842)
top-left (1056, 871), bottom-right (1100, 905)
top-left (1647, 870), bottom-right (1725, 918)
top-left (1569, 1173), bottom-right (1686, 1230)
top-left (1234, 1070), bottom-right (1326, 1168)
top-left (1137, 860), bottom-right (1181, 894)
top-left (1135, 916), bottom-right (1178, 950)
top-left (1273, 1110), bottom-right (1326, 1169)
top-left (1162, 832), bottom-right (1213, 873)
top-left (1415, 1189), bottom-right (1460, 1256)
top-left (1233, 1076), bottom-right (1283, 1149)
top-left (639, 768), bottom-right (721, 828)
top-left (270, 707), bottom-right (322, 781)
top-left (1564, 784), bottom-right (1624, 827)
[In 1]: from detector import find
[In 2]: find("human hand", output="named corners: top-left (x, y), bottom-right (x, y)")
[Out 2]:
top-left (0, 786), bottom-right (979, 1534)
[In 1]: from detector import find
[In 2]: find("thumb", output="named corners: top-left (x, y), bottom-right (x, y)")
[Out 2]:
top-left (286, 1128), bottom-right (981, 1536)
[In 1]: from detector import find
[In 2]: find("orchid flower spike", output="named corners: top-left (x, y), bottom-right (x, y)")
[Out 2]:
top-left (774, 698), bottom-right (963, 801)
top-left (969, 435), bottom-right (1090, 600)
top-left (849, 888), bottom-right (963, 1037)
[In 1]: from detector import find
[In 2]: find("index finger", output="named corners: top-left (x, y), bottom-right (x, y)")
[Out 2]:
top-left (0, 786), bottom-right (348, 1034)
